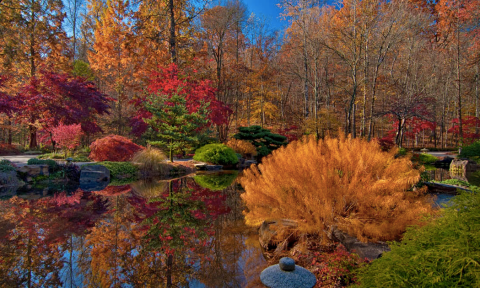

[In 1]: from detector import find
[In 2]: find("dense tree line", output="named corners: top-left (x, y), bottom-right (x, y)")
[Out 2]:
top-left (0, 0), bottom-right (479, 148)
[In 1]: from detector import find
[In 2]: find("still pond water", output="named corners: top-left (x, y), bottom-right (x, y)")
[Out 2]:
top-left (0, 172), bottom-right (267, 287)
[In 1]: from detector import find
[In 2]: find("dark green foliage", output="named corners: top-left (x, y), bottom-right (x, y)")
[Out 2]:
top-left (356, 191), bottom-right (480, 287)
top-left (460, 140), bottom-right (480, 159)
top-left (143, 93), bottom-right (209, 162)
top-left (194, 172), bottom-right (238, 191)
top-left (0, 164), bottom-right (15, 172)
top-left (92, 161), bottom-right (138, 182)
top-left (0, 159), bottom-right (13, 166)
top-left (193, 144), bottom-right (238, 165)
top-left (233, 125), bottom-right (287, 157)
top-left (27, 158), bottom-right (58, 170)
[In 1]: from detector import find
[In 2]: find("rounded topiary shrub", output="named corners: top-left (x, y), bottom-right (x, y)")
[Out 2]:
top-left (89, 135), bottom-right (144, 162)
top-left (193, 144), bottom-right (238, 165)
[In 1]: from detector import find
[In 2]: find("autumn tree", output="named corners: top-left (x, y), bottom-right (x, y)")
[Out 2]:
top-left (89, 0), bottom-right (138, 135)
top-left (14, 68), bottom-right (111, 148)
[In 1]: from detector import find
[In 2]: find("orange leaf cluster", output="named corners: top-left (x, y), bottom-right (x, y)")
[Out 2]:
top-left (89, 135), bottom-right (144, 162)
top-left (240, 135), bottom-right (434, 243)
top-left (225, 139), bottom-right (257, 158)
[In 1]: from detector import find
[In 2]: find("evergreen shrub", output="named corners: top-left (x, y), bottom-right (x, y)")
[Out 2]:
top-left (459, 140), bottom-right (480, 160)
top-left (356, 191), bottom-right (480, 287)
top-left (27, 158), bottom-right (58, 170)
top-left (193, 144), bottom-right (238, 165)
top-left (233, 125), bottom-right (287, 157)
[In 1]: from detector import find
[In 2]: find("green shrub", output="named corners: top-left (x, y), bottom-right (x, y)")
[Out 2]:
top-left (0, 159), bottom-right (13, 166)
top-left (0, 164), bottom-right (15, 172)
top-left (27, 158), bottom-right (58, 169)
top-left (460, 140), bottom-right (480, 159)
top-left (92, 161), bottom-right (139, 181)
top-left (356, 191), bottom-right (480, 287)
top-left (72, 155), bottom-right (91, 162)
top-left (193, 144), bottom-right (238, 165)
top-left (194, 172), bottom-right (238, 191)
top-left (411, 153), bottom-right (438, 166)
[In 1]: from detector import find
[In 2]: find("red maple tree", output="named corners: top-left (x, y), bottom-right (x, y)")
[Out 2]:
top-left (130, 64), bottom-right (232, 137)
top-left (13, 68), bottom-right (112, 148)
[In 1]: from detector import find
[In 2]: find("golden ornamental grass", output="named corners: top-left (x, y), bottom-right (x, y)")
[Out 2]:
top-left (131, 145), bottom-right (168, 176)
top-left (240, 134), bottom-right (434, 243)
top-left (226, 139), bottom-right (257, 157)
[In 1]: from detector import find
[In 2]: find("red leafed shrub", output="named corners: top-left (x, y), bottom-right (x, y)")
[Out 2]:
top-left (0, 144), bottom-right (20, 156)
top-left (89, 135), bottom-right (144, 162)
top-left (52, 124), bottom-right (84, 151)
top-left (376, 136), bottom-right (395, 151)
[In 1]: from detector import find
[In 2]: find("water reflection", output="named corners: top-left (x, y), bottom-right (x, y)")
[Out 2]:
top-left (0, 174), bottom-right (265, 287)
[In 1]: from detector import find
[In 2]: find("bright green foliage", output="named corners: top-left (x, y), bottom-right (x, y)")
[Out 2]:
top-left (143, 93), bottom-right (210, 162)
top-left (356, 191), bottom-right (480, 287)
top-left (92, 161), bottom-right (138, 182)
top-left (27, 158), bottom-right (58, 170)
top-left (233, 125), bottom-right (288, 158)
top-left (194, 172), bottom-right (238, 191)
top-left (193, 144), bottom-right (238, 165)
top-left (412, 153), bottom-right (438, 165)
top-left (72, 60), bottom-right (95, 81)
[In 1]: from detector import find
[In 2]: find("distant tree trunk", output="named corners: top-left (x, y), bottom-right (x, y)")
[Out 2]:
top-left (168, 0), bottom-right (177, 64)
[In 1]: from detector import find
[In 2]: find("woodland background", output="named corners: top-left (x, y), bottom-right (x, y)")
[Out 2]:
top-left (1, 0), bottom-right (480, 149)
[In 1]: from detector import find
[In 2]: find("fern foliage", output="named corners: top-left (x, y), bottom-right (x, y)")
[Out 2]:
top-left (240, 134), bottom-right (433, 242)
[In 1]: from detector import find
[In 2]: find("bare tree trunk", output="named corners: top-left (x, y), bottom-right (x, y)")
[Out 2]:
top-left (168, 0), bottom-right (177, 64)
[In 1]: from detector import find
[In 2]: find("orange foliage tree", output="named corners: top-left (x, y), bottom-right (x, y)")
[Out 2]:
top-left (240, 134), bottom-right (433, 243)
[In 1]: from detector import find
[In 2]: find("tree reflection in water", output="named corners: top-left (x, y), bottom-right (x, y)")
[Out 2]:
top-left (0, 174), bottom-right (266, 287)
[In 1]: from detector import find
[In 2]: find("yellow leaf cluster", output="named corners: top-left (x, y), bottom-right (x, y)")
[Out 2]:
top-left (225, 139), bottom-right (257, 158)
top-left (240, 134), bottom-right (434, 242)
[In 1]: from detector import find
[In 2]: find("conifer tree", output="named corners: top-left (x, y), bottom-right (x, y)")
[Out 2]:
top-left (143, 93), bottom-right (210, 162)
top-left (233, 125), bottom-right (288, 157)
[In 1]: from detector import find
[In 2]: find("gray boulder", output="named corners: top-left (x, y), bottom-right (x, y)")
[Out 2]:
top-left (80, 165), bottom-right (110, 183)
top-left (17, 165), bottom-right (49, 177)
top-left (450, 159), bottom-right (478, 173)
top-left (331, 227), bottom-right (390, 260)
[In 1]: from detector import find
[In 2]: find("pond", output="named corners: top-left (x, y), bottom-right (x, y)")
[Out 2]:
top-left (427, 168), bottom-right (480, 207)
top-left (0, 172), bottom-right (267, 287)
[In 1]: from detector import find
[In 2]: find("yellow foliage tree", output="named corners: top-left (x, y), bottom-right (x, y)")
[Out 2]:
top-left (240, 134), bottom-right (433, 242)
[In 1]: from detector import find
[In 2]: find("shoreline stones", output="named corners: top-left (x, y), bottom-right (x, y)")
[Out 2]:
top-left (260, 257), bottom-right (316, 288)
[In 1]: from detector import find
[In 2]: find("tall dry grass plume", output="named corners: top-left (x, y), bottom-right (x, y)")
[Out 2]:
top-left (226, 139), bottom-right (257, 158)
top-left (131, 145), bottom-right (168, 176)
top-left (240, 134), bottom-right (434, 243)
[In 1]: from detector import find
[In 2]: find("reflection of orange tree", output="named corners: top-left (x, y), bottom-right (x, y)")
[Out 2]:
top-left (0, 191), bottom-right (108, 287)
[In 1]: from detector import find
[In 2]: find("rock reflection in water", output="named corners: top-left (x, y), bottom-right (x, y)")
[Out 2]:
top-left (0, 174), bottom-right (265, 287)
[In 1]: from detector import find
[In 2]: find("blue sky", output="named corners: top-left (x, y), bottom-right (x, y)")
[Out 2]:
top-left (243, 0), bottom-right (287, 31)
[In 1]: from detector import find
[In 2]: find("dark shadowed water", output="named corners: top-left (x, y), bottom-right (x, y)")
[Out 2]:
top-left (0, 172), bottom-right (267, 287)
